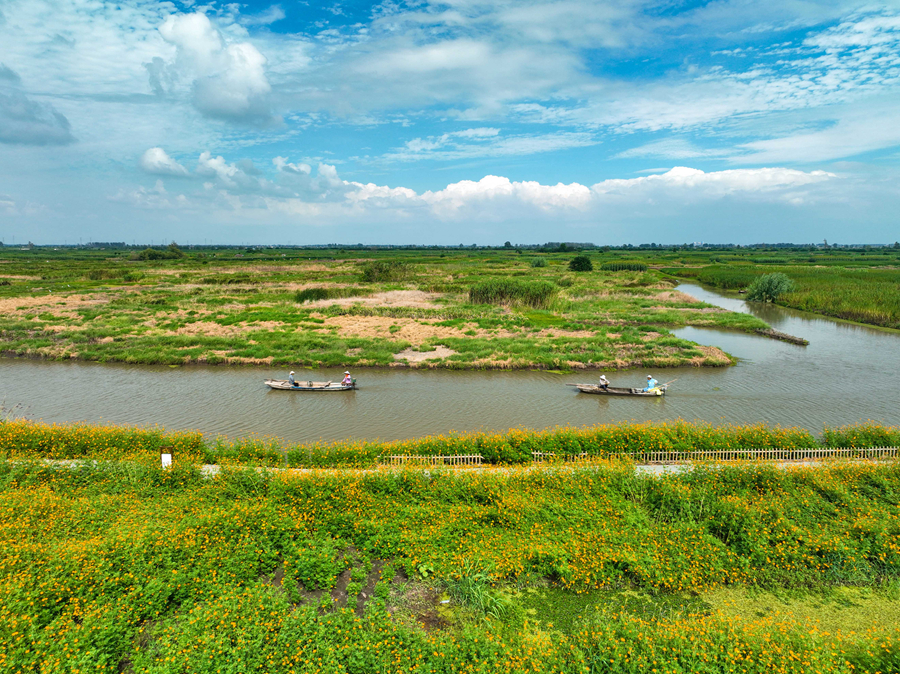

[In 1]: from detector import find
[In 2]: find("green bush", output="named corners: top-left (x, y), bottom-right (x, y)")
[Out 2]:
top-left (468, 278), bottom-right (557, 308)
top-left (135, 242), bottom-right (184, 261)
top-left (568, 255), bottom-right (593, 272)
top-left (530, 257), bottom-right (547, 268)
top-left (746, 272), bottom-right (795, 302)
top-left (600, 262), bottom-right (647, 272)
top-left (359, 260), bottom-right (411, 282)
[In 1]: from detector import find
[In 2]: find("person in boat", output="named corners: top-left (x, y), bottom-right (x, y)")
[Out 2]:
top-left (643, 374), bottom-right (658, 391)
top-left (342, 371), bottom-right (352, 386)
top-left (598, 374), bottom-right (610, 390)
top-left (288, 371), bottom-right (298, 387)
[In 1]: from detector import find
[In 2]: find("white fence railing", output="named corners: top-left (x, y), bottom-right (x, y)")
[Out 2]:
top-left (533, 447), bottom-right (899, 464)
top-left (380, 454), bottom-right (483, 466)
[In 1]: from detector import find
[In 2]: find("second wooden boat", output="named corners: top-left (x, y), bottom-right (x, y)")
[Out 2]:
top-left (265, 379), bottom-right (356, 391)
top-left (568, 383), bottom-right (668, 396)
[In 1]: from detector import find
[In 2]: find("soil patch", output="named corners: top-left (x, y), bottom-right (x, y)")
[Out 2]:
top-left (655, 291), bottom-right (700, 303)
top-left (690, 345), bottom-right (732, 366)
top-left (308, 290), bottom-right (441, 309)
top-left (394, 345), bottom-right (458, 363)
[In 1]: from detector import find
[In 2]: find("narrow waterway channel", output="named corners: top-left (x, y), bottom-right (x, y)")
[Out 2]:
top-left (1, 283), bottom-right (898, 444)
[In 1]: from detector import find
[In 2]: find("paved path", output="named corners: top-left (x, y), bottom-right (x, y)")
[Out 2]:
top-left (14, 457), bottom-right (892, 480)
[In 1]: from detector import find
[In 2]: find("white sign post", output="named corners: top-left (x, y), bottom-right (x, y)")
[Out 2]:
top-left (161, 452), bottom-right (172, 469)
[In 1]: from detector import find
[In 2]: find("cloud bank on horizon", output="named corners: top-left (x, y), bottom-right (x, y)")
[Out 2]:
top-left (1, 0), bottom-right (899, 244)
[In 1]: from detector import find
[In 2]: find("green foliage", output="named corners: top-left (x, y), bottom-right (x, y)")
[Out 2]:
top-left (9, 419), bottom-right (900, 470)
top-left (468, 278), bottom-right (557, 308)
top-left (747, 272), bottom-right (795, 302)
top-left (600, 261), bottom-right (648, 272)
top-left (2, 456), bottom-right (900, 672)
top-left (295, 286), bottom-right (371, 304)
top-left (135, 242), bottom-right (185, 261)
top-left (530, 257), bottom-right (547, 268)
top-left (295, 286), bottom-right (330, 303)
top-left (447, 560), bottom-right (520, 622)
top-left (568, 255), bottom-right (593, 272)
top-left (359, 260), bottom-right (411, 282)
top-left (697, 266), bottom-right (761, 288)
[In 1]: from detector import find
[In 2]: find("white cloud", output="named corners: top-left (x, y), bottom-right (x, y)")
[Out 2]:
top-left (109, 179), bottom-right (182, 209)
top-left (615, 138), bottom-right (731, 160)
top-left (382, 130), bottom-right (597, 162)
top-left (196, 150), bottom-right (263, 188)
top-left (592, 166), bottom-right (834, 198)
top-left (273, 156), bottom-right (312, 175)
top-left (238, 5), bottom-right (286, 28)
top-left (158, 12), bottom-right (274, 124)
top-left (734, 97), bottom-right (900, 163)
top-left (422, 175), bottom-right (593, 214)
top-left (139, 147), bottom-right (189, 176)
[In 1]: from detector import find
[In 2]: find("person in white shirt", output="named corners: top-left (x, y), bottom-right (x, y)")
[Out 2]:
top-left (598, 374), bottom-right (610, 390)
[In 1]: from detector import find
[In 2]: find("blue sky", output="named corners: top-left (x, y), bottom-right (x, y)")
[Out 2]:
top-left (1, 0), bottom-right (900, 245)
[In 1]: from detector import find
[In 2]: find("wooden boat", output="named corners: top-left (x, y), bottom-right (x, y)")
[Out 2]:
top-left (265, 379), bottom-right (356, 391)
top-left (568, 383), bottom-right (668, 396)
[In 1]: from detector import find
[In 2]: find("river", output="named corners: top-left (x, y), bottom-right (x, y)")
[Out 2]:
top-left (1, 283), bottom-right (897, 444)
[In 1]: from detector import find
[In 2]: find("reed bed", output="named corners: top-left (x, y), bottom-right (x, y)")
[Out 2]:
top-left (468, 278), bottom-right (557, 308)
top-left (601, 262), bottom-right (648, 272)
top-left (682, 265), bottom-right (900, 328)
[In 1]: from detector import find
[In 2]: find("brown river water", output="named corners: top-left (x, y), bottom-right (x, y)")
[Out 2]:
top-left (1, 283), bottom-right (898, 444)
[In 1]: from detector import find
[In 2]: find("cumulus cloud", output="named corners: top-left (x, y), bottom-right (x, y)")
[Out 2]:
top-left (422, 175), bottom-right (593, 215)
top-left (196, 151), bottom-right (257, 188)
top-left (0, 91), bottom-right (74, 145)
top-left (139, 147), bottom-right (189, 176)
top-left (157, 12), bottom-right (274, 124)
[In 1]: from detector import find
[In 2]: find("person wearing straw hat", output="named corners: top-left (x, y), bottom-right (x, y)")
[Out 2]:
top-left (341, 370), bottom-right (353, 386)
top-left (598, 374), bottom-right (610, 391)
top-left (288, 371), bottom-right (298, 387)
top-left (643, 374), bottom-right (658, 391)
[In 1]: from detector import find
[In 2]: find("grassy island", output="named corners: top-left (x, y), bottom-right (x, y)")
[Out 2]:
top-left (0, 247), bottom-right (771, 369)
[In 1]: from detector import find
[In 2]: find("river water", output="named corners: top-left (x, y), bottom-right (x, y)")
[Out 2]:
top-left (1, 284), bottom-right (897, 443)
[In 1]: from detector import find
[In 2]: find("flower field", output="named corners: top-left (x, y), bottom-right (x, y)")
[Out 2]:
top-left (0, 449), bottom-right (898, 673)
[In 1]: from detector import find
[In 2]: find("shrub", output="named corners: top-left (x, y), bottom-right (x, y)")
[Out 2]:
top-left (530, 258), bottom-right (547, 268)
top-left (746, 272), bottom-right (795, 302)
top-left (568, 255), bottom-right (593, 272)
top-left (600, 262), bottom-right (647, 272)
top-left (359, 260), bottom-right (411, 282)
top-left (135, 242), bottom-right (185, 261)
top-left (468, 278), bottom-right (557, 308)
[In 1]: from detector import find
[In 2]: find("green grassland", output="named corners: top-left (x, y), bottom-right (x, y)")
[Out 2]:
top-left (0, 246), bottom-right (776, 369)
top-left (1, 446), bottom-right (898, 674)
top-left (641, 246), bottom-right (900, 329)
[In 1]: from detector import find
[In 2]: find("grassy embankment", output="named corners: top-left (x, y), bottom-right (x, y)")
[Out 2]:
top-left (1, 419), bottom-right (899, 672)
top-left (0, 247), bottom-right (774, 369)
top-left (3, 418), bottom-right (898, 468)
